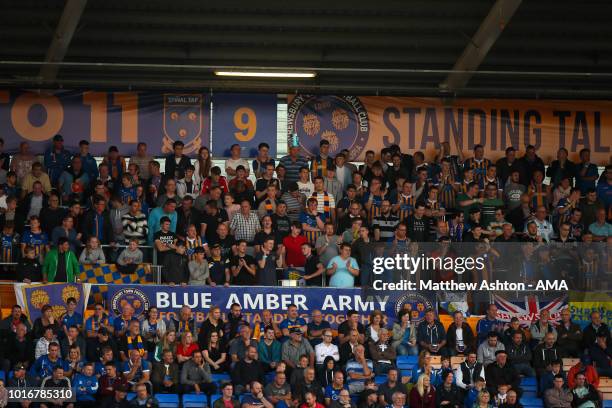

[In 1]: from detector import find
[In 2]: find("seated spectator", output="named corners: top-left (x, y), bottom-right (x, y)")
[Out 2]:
top-left (7, 362), bottom-right (38, 394)
top-left (257, 326), bottom-right (282, 372)
top-left (317, 356), bottom-right (339, 389)
top-left (213, 382), bottom-right (240, 408)
top-left (264, 371), bottom-right (292, 408)
top-left (556, 309), bottom-right (583, 358)
top-left (506, 330), bottom-right (535, 377)
top-left (122, 349), bottom-right (152, 393)
top-left (455, 351), bottom-right (485, 391)
top-left (60, 297), bottom-right (83, 335)
top-left (530, 309), bottom-right (557, 347)
top-left (169, 305), bottom-right (197, 336)
top-left (589, 333), bottom-right (612, 377)
top-left (65, 344), bottom-right (85, 378)
top-left (154, 330), bottom-right (177, 363)
top-left (533, 333), bottom-right (563, 377)
top-left (570, 373), bottom-right (600, 407)
top-left (314, 329), bottom-right (339, 367)
top-left (282, 327), bottom-right (315, 370)
top-left (60, 324), bottom-right (86, 359)
top-left (224, 303), bottom-right (248, 343)
top-left (306, 309), bottom-right (330, 348)
top-left (539, 359), bottom-right (566, 396)
top-left (281, 222), bottom-right (307, 268)
top-left (40, 366), bottom-right (72, 408)
top-left (176, 331), bottom-right (199, 364)
top-left (582, 311), bottom-right (611, 349)
top-left (128, 383), bottom-right (159, 408)
top-left (6, 323), bottom-right (34, 370)
top-left (567, 354), bottom-right (599, 389)
top-left (188, 247), bottom-right (211, 285)
top-left (31, 341), bottom-right (68, 382)
top-left (358, 388), bottom-right (379, 408)
top-left (365, 311), bottom-right (384, 344)
top-left (79, 236), bottom-right (106, 264)
top-left (241, 381), bottom-right (274, 408)
top-left (33, 304), bottom-right (62, 340)
top-left (502, 317), bottom-right (528, 346)
top-left (151, 349), bottom-right (179, 394)
top-left (416, 309), bottom-right (446, 355)
top-left (476, 304), bottom-right (504, 345)
top-left (376, 368), bottom-right (405, 406)
top-left (120, 320), bottom-right (147, 362)
top-left (280, 304), bottom-right (307, 339)
top-left (73, 362), bottom-right (98, 407)
top-left (140, 307), bottom-right (166, 356)
top-left (100, 385), bottom-right (130, 408)
top-left (339, 329), bottom-right (361, 366)
top-left (180, 350), bottom-right (216, 395)
top-left (88, 328), bottom-right (118, 364)
top-left (464, 377), bottom-right (487, 408)
top-left (544, 374), bottom-right (573, 408)
top-left (346, 344), bottom-right (374, 394)
top-left (294, 368), bottom-right (325, 405)
top-left (99, 361), bottom-right (128, 398)
top-left (368, 328), bottom-right (395, 374)
top-left (35, 326), bottom-right (59, 360)
top-left (289, 355), bottom-right (310, 390)
top-left (51, 215), bottom-right (81, 252)
top-left (198, 305), bottom-right (224, 349)
top-left (484, 350), bottom-right (520, 399)
top-left (391, 309), bottom-right (417, 356)
top-left (446, 310), bottom-right (475, 355)
top-left (436, 371), bottom-right (462, 408)
top-left (203, 331), bottom-right (228, 373)
top-left (230, 325), bottom-right (258, 366)
top-left (231, 346), bottom-right (265, 395)
top-left (94, 346), bottom-right (116, 376)
top-left (329, 388), bottom-right (356, 408)
top-left (408, 374), bottom-right (436, 408)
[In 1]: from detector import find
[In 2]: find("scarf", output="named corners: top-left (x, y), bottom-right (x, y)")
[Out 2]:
top-left (312, 192), bottom-right (331, 218)
top-left (264, 199), bottom-right (274, 216)
top-left (398, 194), bottom-right (415, 221)
top-left (312, 156), bottom-right (328, 177)
top-left (529, 182), bottom-right (546, 208)
top-left (179, 320), bottom-right (191, 333)
top-left (127, 335), bottom-right (145, 356)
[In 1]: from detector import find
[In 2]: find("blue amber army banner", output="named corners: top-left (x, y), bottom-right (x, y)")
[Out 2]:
top-left (106, 284), bottom-right (437, 328)
top-left (287, 95), bottom-right (611, 163)
top-left (14, 282), bottom-right (91, 323)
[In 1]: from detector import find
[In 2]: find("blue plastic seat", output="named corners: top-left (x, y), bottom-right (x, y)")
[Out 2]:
top-left (183, 393), bottom-right (207, 407)
top-left (127, 392), bottom-right (136, 401)
top-left (212, 373), bottom-right (231, 383)
top-left (520, 397), bottom-right (544, 407)
top-left (521, 377), bottom-right (538, 386)
top-left (374, 375), bottom-right (388, 384)
top-left (397, 355), bottom-right (418, 365)
top-left (603, 400), bottom-right (612, 408)
top-left (156, 393), bottom-right (179, 408)
top-left (522, 390), bottom-right (537, 398)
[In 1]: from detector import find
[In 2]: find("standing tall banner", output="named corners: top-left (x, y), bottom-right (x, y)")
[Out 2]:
top-left (287, 95), bottom-right (611, 163)
top-left (106, 284), bottom-right (436, 328)
top-left (0, 90), bottom-right (209, 156)
top-left (14, 282), bottom-right (91, 323)
top-left (212, 93), bottom-right (278, 157)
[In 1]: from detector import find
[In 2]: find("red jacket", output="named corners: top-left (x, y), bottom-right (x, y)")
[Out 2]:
top-left (567, 363), bottom-right (599, 389)
top-left (409, 386), bottom-right (436, 408)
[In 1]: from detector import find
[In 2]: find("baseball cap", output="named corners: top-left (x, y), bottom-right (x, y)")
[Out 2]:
top-left (14, 363), bottom-right (26, 371)
top-left (290, 327), bottom-right (302, 334)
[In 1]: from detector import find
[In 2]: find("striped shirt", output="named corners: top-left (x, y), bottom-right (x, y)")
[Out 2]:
top-left (373, 214), bottom-right (400, 242)
top-left (279, 155), bottom-right (309, 184)
top-left (346, 358), bottom-right (374, 389)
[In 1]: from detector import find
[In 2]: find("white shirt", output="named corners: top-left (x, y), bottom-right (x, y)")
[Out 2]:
top-left (297, 181), bottom-right (314, 197)
top-left (225, 158), bottom-right (250, 180)
top-left (315, 342), bottom-right (340, 365)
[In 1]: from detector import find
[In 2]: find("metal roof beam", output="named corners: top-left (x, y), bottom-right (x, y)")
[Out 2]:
top-left (440, 0), bottom-right (522, 92)
top-left (39, 0), bottom-right (88, 81)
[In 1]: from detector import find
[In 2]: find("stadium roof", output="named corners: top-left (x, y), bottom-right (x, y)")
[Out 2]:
top-left (1, 0), bottom-right (611, 98)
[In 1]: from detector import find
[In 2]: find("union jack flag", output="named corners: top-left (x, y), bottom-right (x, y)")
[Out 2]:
top-left (493, 294), bottom-right (567, 327)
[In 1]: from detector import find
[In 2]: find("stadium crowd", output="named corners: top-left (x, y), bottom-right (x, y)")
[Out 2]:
top-left (0, 135), bottom-right (608, 407)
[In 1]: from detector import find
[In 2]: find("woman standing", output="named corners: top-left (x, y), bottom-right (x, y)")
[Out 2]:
top-left (194, 147), bottom-right (212, 186)
top-left (326, 243), bottom-right (359, 288)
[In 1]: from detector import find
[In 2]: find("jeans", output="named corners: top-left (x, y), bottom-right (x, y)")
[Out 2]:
top-left (397, 343), bottom-right (419, 356)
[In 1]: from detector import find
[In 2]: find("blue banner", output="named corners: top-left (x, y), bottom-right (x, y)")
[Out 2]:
top-left (212, 93), bottom-right (277, 157)
top-left (106, 284), bottom-right (436, 328)
top-left (17, 283), bottom-right (90, 323)
top-left (0, 90), bottom-right (210, 156)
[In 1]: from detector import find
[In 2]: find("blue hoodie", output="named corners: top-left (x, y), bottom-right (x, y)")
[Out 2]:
top-left (73, 373), bottom-right (99, 402)
top-left (30, 355), bottom-right (69, 380)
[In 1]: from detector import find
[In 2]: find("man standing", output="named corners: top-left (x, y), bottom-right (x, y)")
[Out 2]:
top-left (165, 140), bottom-right (191, 179)
top-left (42, 237), bottom-right (79, 283)
top-left (44, 134), bottom-right (72, 187)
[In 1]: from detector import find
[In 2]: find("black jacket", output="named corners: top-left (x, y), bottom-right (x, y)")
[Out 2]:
top-left (16, 257), bottom-right (43, 282)
top-left (101, 395), bottom-right (131, 408)
top-left (485, 362), bottom-right (520, 392)
top-left (18, 192), bottom-right (49, 218)
top-left (161, 252), bottom-right (190, 284)
top-left (532, 344), bottom-right (563, 373)
top-left (571, 383), bottom-right (599, 408)
top-left (165, 154), bottom-right (192, 179)
top-left (556, 321), bottom-right (583, 356)
top-left (506, 341), bottom-right (532, 366)
top-left (445, 322), bottom-right (475, 353)
top-left (582, 323), bottom-right (611, 349)
top-left (436, 384), bottom-right (462, 408)
top-left (0, 211), bottom-right (26, 234)
top-left (231, 358), bottom-right (265, 387)
top-left (81, 209), bottom-right (114, 244)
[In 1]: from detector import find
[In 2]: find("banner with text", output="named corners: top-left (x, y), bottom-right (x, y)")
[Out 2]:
top-left (212, 93), bottom-right (278, 157)
top-left (105, 284), bottom-right (436, 328)
top-left (15, 282), bottom-right (91, 324)
top-left (568, 292), bottom-right (612, 328)
top-left (287, 95), bottom-right (611, 163)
